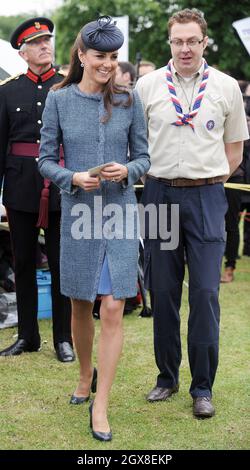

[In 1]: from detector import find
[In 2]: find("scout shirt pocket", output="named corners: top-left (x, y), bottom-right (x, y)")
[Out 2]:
top-left (195, 93), bottom-right (226, 137)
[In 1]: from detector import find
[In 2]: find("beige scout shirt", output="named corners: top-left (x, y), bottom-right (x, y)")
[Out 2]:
top-left (136, 63), bottom-right (249, 179)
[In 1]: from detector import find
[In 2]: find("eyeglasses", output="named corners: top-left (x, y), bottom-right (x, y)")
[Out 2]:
top-left (169, 38), bottom-right (204, 48)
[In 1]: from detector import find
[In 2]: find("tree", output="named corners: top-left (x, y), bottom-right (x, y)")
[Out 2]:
top-left (178, 0), bottom-right (250, 78)
top-left (53, 0), bottom-right (167, 67)
top-left (0, 15), bottom-right (29, 42)
top-left (53, 0), bottom-right (250, 78)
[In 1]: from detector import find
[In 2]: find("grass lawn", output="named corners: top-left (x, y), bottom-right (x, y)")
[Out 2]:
top-left (0, 256), bottom-right (249, 450)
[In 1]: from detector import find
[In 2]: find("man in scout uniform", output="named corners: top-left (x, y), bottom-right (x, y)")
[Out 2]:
top-left (136, 8), bottom-right (249, 417)
top-left (0, 17), bottom-right (74, 362)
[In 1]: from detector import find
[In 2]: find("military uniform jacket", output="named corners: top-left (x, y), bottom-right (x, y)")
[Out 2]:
top-left (0, 68), bottom-right (63, 212)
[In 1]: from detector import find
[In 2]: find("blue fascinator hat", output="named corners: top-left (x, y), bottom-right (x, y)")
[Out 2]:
top-left (81, 15), bottom-right (124, 52)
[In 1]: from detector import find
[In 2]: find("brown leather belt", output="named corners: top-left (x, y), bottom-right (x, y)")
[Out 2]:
top-left (10, 142), bottom-right (64, 158)
top-left (147, 174), bottom-right (224, 187)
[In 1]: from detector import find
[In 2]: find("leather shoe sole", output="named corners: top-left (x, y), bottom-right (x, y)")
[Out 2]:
top-left (146, 384), bottom-right (179, 402)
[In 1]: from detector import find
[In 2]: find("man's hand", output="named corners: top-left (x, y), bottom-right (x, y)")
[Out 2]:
top-left (224, 141), bottom-right (244, 181)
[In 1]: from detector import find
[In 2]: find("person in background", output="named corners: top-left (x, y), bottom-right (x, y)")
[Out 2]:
top-left (115, 61), bottom-right (136, 88)
top-left (221, 80), bottom-right (250, 282)
top-left (136, 8), bottom-right (248, 418)
top-left (38, 16), bottom-right (150, 441)
top-left (242, 87), bottom-right (250, 257)
top-left (0, 18), bottom-right (74, 362)
top-left (115, 59), bottom-right (142, 315)
top-left (138, 60), bottom-right (156, 77)
top-left (59, 64), bottom-right (70, 77)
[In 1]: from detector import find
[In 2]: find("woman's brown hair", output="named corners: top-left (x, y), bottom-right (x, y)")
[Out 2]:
top-left (53, 33), bottom-right (132, 122)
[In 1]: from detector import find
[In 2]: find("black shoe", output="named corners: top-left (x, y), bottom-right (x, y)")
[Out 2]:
top-left (55, 342), bottom-right (75, 362)
top-left (146, 384), bottom-right (179, 402)
top-left (193, 397), bottom-right (215, 418)
top-left (139, 306), bottom-right (152, 317)
top-left (0, 339), bottom-right (40, 357)
top-left (69, 367), bottom-right (97, 404)
top-left (89, 401), bottom-right (112, 442)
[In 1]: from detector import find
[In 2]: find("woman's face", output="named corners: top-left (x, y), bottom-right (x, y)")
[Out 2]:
top-left (79, 48), bottom-right (119, 89)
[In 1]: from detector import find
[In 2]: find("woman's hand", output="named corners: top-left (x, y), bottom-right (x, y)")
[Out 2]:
top-left (72, 172), bottom-right (100, 191)
top-left (100, 163), bottom-right (128, 183)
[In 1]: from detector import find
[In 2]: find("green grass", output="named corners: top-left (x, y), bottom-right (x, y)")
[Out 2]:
top-left (0, 255), bottom-right (249, 450)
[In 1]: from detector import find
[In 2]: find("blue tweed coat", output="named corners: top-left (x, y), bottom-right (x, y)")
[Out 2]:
top-left (39, 84), bottom-right (150, 301)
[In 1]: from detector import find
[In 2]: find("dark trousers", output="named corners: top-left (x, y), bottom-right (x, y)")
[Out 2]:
top-left (7, 208), bottom-right (72, 347)
top-left (141, 179), bottom-right (228, 397)
top-left (224, 177), bottom-right (243, 269)
top-left (243, 202), bottom-right (250, 256)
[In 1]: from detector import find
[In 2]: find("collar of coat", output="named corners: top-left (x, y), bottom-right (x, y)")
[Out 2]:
top-left (26, 66), bottom-right (56, 83)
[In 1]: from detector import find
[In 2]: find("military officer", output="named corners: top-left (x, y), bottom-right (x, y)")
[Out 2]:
top-left (0, 17), bottom-right (75, 362)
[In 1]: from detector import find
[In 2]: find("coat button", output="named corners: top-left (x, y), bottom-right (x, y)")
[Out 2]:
top-left (37, 102), bottom-right (42, 106)
top-left (37, 139), bottom-right (40, 143)
top-left (38, 85), bottom-right (42, 89)
top-left (37, 120), bottom-right (42, 124)
top-left (16, 107), bottom-right (20, 111)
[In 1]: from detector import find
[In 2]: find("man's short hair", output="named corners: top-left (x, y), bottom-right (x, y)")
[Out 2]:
top-left (19, 43), bottom-right (27, 52)
top-left (139, 61), bottom-right (156, 70)
top-left (168, 8), bottom-right (207, 37)
top-left (138, 61), bottom-right (156, 77)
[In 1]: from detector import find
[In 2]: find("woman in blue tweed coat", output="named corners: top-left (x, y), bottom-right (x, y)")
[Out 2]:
top-left (39, 17), bottom-right (150, 442)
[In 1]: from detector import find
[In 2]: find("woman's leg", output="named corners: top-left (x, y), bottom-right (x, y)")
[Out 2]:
top-left (71, 299), bottom-right (95, 397)
top-left (92, 295), bottom-right (125, 432)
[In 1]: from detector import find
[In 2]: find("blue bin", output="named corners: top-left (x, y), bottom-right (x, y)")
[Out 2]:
top-left (37, 270), bottom-right (52, 319)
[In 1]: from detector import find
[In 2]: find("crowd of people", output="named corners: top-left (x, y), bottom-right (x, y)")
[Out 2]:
top-left (0, 8), bottom-right (249, 443)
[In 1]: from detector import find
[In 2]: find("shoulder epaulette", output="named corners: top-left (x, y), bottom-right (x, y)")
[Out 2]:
top-left (0, 73), bottom-right (24, 86)
top-left (57, 70), bottom-right (66, 77)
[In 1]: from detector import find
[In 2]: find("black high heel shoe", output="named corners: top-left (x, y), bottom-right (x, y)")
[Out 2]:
top-left (69, 367), bottom-right (97, 404)
top-left (89, 400), bottom-right (112, 442)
